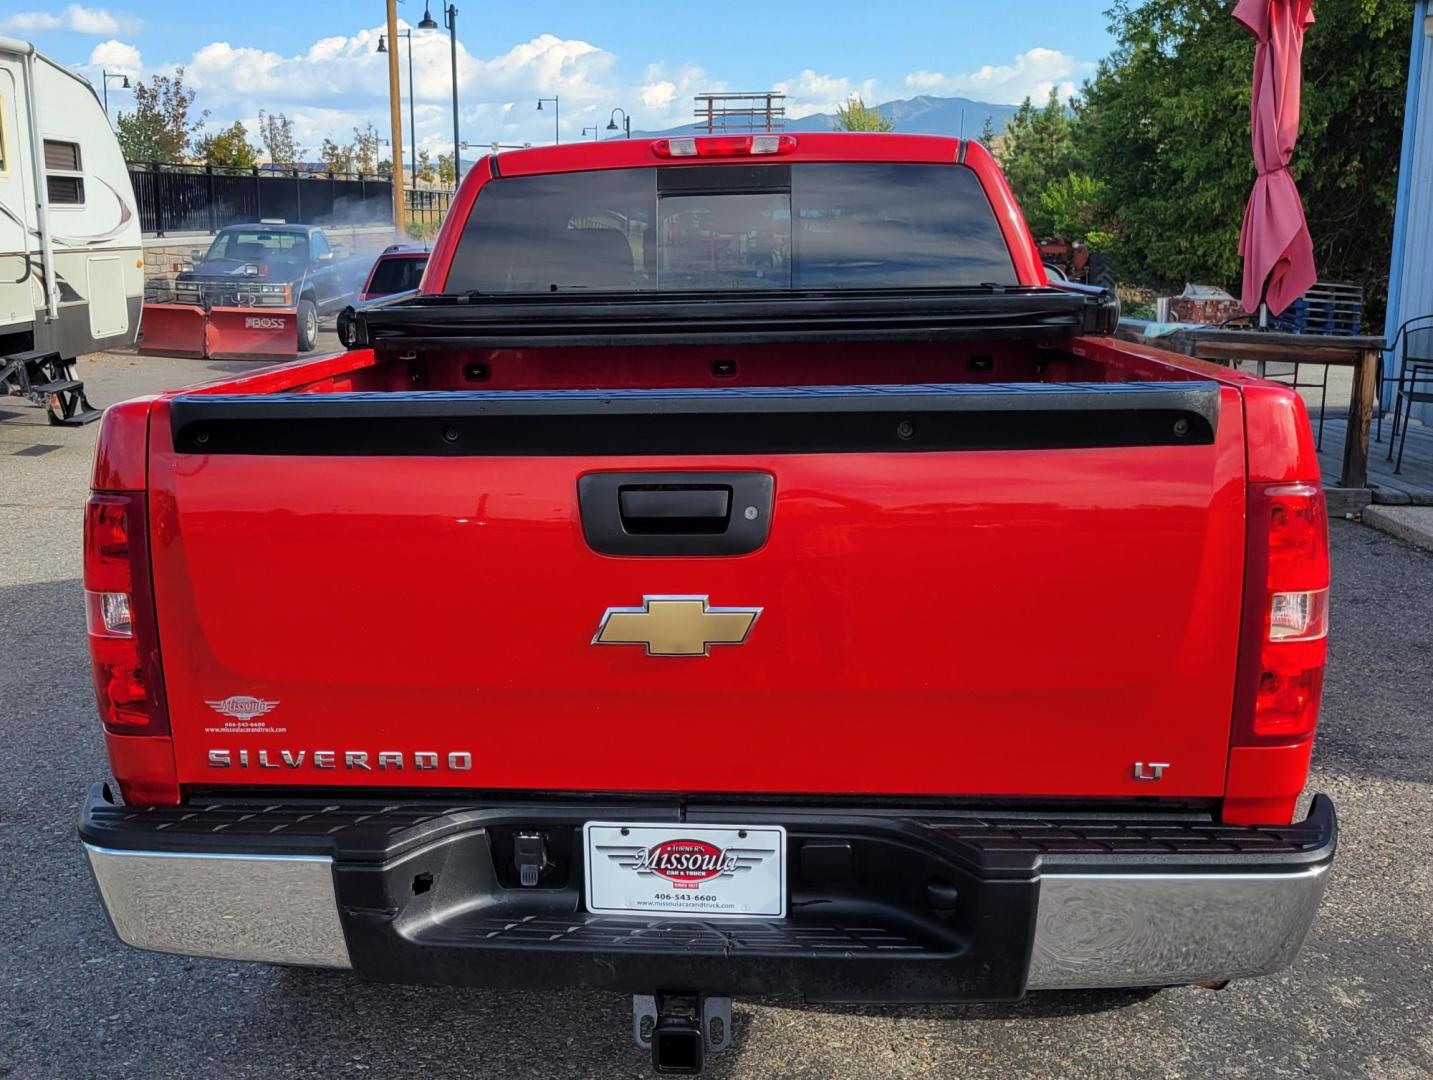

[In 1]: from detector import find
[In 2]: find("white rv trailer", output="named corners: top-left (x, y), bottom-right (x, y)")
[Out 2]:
top-left (1, 37), bottom-right (141, 422)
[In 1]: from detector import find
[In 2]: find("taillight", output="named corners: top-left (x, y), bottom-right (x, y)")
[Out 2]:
top-left (1226, 480), bottom-right (1330, 824)
top-left (84, 492), bottom-right (170, 737)
top-left (1243, 483), bottom-right (1329, 742)
top-left (652, 134), bottom-right (798, 158)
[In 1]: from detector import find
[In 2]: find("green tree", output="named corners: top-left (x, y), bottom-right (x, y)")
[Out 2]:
top-left (257, 110), bottom-right (297, 165)
top-left (978, 115), bottom-right (997, 146)
top-left (195, 121), bottom-right (259, 168)
top-left (1036, 173), bottom-right (1115, 251)
top-left (437, 151), bottom-right (456, 185)
top-left (835, 96), bottom-right (894, 132)
top-left (350, 123), bottom-right (381, 174)
top-left (416, 148), bottom-right (436, 185)
top-left (1078, 0), bottom-right (1408, 307)
top-left (995, 88), bottom-right (1082, 237)
top-left (115, 67), bottom-right (207, 163)
top-left (320, 137), bottom-right (354, 174)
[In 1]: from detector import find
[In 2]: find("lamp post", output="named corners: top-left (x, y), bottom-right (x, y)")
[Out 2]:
top-left (418, 2), bottom-right (461, 185)
top-left (606, 107), bottom-right (631, 140)
top-left (101, 70), bottom-right (130, 120)
top-left (376, 28), bottom-right (416, 191)
top-left (382, 0), bottom-right (404, 230)
top-left (581, 125), bottom-right (599, 141)
top-left (536, 96), bottom-right (559, 145)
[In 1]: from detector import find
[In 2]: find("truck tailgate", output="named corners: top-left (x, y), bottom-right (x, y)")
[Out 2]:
top-left (148, 383), bottom-right (1247, 799)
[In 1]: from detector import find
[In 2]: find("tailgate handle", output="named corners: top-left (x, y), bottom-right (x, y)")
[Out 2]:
top-left (619, 486), bottom-right (730, 533)
top-left (580, 472), bottom-right (774, 556)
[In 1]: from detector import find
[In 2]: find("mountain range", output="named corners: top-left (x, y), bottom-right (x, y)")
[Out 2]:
top-left (637, 93), bottom-right (1021, 140)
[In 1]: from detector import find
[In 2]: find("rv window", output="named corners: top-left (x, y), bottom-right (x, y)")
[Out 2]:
top-left (44, 141), bottom-right (81, 171)
top-left (43, 140), bottom-right (85, 206)
top-left (47, 176), bottom-right (85, 205)
top-left (0, 99), bottom-right (8, 173)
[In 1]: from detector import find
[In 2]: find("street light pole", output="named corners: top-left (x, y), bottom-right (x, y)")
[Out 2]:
top-left (445, 5), bottom-right (460, 183)
top-left (383, 0), bottom-right (404, 230)
top-left (606, 107), bottom-right (630, 140)
top-left (537, 96), bottom-right (559, 144)
top-left (377, 29), bottom-right (417, 189)
top-left (101, 70), bottom-right (130, 121)
top-left (418, 2), bottom-right (459, 186)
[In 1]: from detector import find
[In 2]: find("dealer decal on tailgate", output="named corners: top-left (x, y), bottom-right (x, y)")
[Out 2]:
top-left (585, 823), bottom-right (787, 918)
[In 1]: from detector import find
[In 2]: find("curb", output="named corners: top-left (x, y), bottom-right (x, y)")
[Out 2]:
top-left (1362, 505), bottom-right (1433, 553)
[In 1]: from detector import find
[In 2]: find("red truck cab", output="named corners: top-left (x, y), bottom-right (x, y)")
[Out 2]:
top-left (82, 134), bottom-right (1333, 1074)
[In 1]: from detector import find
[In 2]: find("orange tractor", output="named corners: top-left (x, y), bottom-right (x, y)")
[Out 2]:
top-left (1037, 237), bottom-right (1116, 292)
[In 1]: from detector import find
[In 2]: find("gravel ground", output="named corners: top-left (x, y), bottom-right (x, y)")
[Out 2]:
top-left (1, 353), bottom-right (1430, 1079)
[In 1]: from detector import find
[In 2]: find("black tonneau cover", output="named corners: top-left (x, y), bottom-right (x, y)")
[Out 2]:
top-left (338, 283), bottom-right (1119, 351)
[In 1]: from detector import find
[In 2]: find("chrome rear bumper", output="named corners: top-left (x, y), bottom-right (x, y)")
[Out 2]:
top-left (84, 845), bottom-right (351, 969)
top-left (81, 786), bottom-right (1335, 994)
top-left (1027, 864), bottom-right (1330, 989)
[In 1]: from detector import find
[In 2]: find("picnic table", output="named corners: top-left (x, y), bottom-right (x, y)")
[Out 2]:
top-left (1117, 321), bottom-right (1385, 494)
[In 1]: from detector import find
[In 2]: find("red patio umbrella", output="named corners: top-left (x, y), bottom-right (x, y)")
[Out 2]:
top-left (1234, 0), bottom-right (1318, 316)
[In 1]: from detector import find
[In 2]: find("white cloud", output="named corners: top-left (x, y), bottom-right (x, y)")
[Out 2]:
top-left (2, 5), bottom-right (139, 35)
top-left (638, 63), bottom-right (719, 129)
top-left (168, 25), bottom-right (630, 155)
top-left (904, 48), bottom-right (1094, 106)
top-left (636, 62), bottom-right (716, 128)
top-left (72, 16), bottom-right (1089, 165)
top-left (772, 69), bottom-right (881, 120)
top-left (87, 38), bottom-right (140, 76)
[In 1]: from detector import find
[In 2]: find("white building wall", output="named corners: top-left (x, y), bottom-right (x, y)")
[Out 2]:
top-left (1385, 3), bottom-right (1433, 424)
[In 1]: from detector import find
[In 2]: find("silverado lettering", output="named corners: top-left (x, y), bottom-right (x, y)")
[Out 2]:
top-left (79, 134), bottom-right (1335, 1075)
top-left (206, 749), bottom-right (473, 770)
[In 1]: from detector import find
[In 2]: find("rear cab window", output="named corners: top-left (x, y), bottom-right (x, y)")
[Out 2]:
top-left (368, 255), bottom-right (429, 294)
top-left (444, 163), bottom-right (1017, 294)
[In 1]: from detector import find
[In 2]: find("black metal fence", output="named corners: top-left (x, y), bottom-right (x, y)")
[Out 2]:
top-left (127, 162), bottom-right (454, 236)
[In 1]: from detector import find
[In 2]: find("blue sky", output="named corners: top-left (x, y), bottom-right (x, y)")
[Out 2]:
top-left (5, 2), bottom-right (1118, 159)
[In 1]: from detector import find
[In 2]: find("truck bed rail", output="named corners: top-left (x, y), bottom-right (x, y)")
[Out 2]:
top-left (167, 381), bottom-right (1218, 457)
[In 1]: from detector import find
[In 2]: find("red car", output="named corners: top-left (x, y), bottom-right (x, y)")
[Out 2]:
top-left (357, 244), bottom-right (429, 302)
top-left (81, 133), bottom-right (1332, 1075)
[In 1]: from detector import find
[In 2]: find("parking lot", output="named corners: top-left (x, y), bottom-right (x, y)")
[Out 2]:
top-left (1, 352), bottom-right (1430, 1079)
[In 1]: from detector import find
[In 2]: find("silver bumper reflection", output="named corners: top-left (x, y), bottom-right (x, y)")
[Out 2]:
top-left (85, 843), bottom-right (1329, 988)
top-left (1027, 863), bottom-right (1330, 989)
top-left (84, 844), bottom-right (352, 969)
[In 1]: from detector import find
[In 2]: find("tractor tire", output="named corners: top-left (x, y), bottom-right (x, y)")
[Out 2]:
top-left (1088, 252), bottom-right (1116, 293)
top-left (297, 298), bottom-right (319, 352)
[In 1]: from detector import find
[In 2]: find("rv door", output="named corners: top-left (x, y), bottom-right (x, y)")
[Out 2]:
top-left (0, 62), bottom-right (33, 335)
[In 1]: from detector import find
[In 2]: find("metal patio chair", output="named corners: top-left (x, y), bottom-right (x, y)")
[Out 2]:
top-left (1260, 282), bottom-right (1364, 451)
top-left (1384, 314), bottom-right (1433, 475)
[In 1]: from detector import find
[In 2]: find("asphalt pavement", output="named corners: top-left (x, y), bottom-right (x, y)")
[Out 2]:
top-left (1, 352), bottom-right (1430, 1079)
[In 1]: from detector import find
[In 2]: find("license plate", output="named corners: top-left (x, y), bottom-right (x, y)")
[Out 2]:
top-left (584, 822), bottom-right (787, 918)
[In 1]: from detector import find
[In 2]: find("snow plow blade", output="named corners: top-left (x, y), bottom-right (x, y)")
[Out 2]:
top-left (205, 307), bottom-right (299, 361)
top-left (137, 303), bottom-right (208, 358)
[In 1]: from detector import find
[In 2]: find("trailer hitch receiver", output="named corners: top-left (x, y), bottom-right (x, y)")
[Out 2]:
top-left (633, 993), bottom-right (732, 1074)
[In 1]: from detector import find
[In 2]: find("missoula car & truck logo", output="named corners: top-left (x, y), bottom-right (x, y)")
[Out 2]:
top-left (205, 695), bottom-right (279, 720)
top-left (604, 838), bottom-right (771, 890)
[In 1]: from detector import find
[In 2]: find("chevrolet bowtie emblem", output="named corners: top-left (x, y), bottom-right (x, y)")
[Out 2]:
top-left (593, 596), bottom-right (761, 657)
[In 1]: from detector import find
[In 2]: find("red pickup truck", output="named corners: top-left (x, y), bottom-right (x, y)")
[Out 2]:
top-left (82, 134), bottom-right (1333, 1074)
